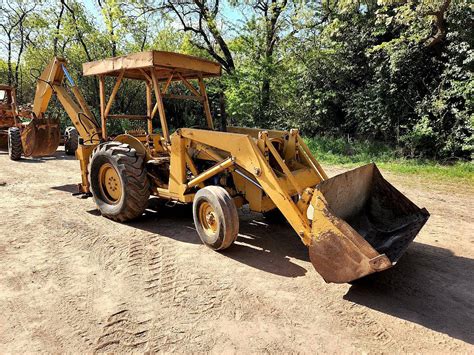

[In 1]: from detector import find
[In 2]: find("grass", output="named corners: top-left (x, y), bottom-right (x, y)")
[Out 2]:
top-left (304, 136), bottom-right (473, 184)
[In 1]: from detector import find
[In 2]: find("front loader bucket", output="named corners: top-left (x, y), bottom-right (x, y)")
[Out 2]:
top-left (21, 118), bottom-right (60, 157)
top-left (309, 163), bottom-right (429, 283)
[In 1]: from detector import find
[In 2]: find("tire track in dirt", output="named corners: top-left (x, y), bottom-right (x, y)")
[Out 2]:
top-left (125, 237), bottom-right (147, 282)
top-left (93, 230), bottom-right (238, 353)
top-left (49, 230), bottom-right (104, 351)
top-left (56, 294), bottom-right (97, 349)
top-left (93, 234), bottom-right (167, 352)
top-left (3, 153), bottom-right (472, 352)
top-left (94, 308), bottom-right (151, 352)
top-left (147, 235), bottom-right (178, 302)
top-left (94, 234), bottom-right (181, 352)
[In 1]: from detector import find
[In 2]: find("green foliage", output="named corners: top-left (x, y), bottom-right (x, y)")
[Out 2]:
top-left (291, 0), bottom-right (473, 160)
top-left (305, 135), bottom-right (399, 165)
top-left (399, 116), bottom-right (437, 158)
top-left (0, 0), bottom-right (471, 164)
top-left (305, 136), bottom-right (474, 182)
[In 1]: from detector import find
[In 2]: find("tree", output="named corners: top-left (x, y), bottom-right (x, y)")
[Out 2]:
top-left (0, 0), bottom-right (470, 159)
top-left (159, 0), bottom-right (235, 73)
top-left (253, 0), bottom-right (288, 113)
top-left (52, 1), bottom-right (65, 56)
top-left (0, 1), bottom-right (37, 86)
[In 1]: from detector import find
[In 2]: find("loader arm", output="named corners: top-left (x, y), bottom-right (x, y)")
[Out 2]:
top-left (177, 128), bottom-right (429, 283)
top-left (32, 57), bottom-right (101, 143)
top-left (178, 128), bottom-right (315, 245)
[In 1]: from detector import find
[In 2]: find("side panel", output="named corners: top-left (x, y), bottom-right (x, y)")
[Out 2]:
top-left (168, 133), bottom-right (187, 196)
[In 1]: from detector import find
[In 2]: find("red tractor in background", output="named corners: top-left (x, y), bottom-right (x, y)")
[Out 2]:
top-left (0, 84), bottom-right (77, 160)
top-left (0, 85), bottom-right (20, 154)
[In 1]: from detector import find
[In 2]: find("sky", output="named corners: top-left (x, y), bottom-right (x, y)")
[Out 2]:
top-left (0, 0), bottom-right (245, 61)
top-left (83, 0), bottom-right (98, 15)
top-left (82, 0), bottom-right (245, 24)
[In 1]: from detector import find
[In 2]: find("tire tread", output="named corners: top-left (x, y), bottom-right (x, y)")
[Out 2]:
top-left (88, 142), bottom-right (150, 222)
top-left (64, 126), bottom-right (78, 155)
top-left (193, 185), bottom-right (239, 250)
top-left (8, 127), bottom-right (22, 160)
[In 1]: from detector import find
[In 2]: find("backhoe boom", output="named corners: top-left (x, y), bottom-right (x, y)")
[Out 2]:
top-left (32, 57), bottom-right (101, 144)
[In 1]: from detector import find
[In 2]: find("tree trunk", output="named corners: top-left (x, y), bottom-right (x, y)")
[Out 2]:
top-left (53, 3), bottom-right (65, 56)
top-left (259, 0), bottom-right (287, 124)
top-left (7, 35), bottom-right (13, 86)
top-left (425, 0), bottom-right (452, 49)
top-left (219, 91), bottom-right (227, 131)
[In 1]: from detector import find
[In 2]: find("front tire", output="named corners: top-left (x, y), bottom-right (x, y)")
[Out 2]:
top-left (64, 126), bottom-right (78, 155)
top-left (8, 127), bottom-right (22, 160)
top-left (193, 186), bottom-right (239, 250)
top-left (88, 142), bottom-right (150, 222)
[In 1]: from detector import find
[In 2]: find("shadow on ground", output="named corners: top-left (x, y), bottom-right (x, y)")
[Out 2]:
top-left (86, 199), bottom-right (308, 278)
top-left (84, 197), bottom-right (473, 343)
top-left (225, 212), bottom-right (308, 277)
top-left (0, 147), bottom-right (75, 162)
top-left (51, 184), bottom-right (79, 193)
top-left (345, 242), bottom-right (474, 344)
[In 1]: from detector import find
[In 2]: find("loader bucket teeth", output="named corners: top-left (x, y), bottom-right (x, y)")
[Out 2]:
top-left (309, 163), bottom-right (429, 283)
top-left (21, 118), bottom-right (61, 157)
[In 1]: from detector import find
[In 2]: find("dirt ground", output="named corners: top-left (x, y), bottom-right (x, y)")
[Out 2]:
top-left (0, 147), bottom-right (472, 353)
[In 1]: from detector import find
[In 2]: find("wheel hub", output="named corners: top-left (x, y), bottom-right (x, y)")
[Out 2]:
top-left (98, 163), bottom-right (122, 204)
top-left (199, 202), bottom-right (218, 235)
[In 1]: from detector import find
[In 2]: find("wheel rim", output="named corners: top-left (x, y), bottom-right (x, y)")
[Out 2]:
top-left (198, 201), bottom-right (218, 236)
top-left (98, 163), bottom-right (122, 204)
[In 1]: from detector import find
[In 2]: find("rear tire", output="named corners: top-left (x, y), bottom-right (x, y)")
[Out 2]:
top-left (88, 141), bottom-right (150, 222)
top-left (193, 186), bottom-right (239, 250)
top-left (64, 126), bottom-right (78, 155)
top-left (8, 127), bottom-right (22, 160)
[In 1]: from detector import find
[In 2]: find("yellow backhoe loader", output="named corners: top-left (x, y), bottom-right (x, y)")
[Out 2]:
top-left (1, 79), bottom-right (79, 161)
top-left (31, 52), bottom-right (429, 283)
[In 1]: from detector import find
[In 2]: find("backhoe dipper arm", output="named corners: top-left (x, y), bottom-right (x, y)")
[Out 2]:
top-left (32, 57), bottom-right (101, 143)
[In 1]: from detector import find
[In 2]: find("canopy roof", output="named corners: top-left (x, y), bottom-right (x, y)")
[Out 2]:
top-left (0, 85), bottom-right (14, 91)
top-left (82, 51), bottom-right (222, 81)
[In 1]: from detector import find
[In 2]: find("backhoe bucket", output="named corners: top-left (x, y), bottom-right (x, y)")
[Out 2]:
top-left (21, 118), bottom-right (60, 157)
top-left (309, 163), bottom-right (429, 283)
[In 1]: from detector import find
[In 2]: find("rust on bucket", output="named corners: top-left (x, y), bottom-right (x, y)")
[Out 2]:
top-left (309, 164), bottom-right (429, 283)
top-left (21, 118), bottom-right (60, 157)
